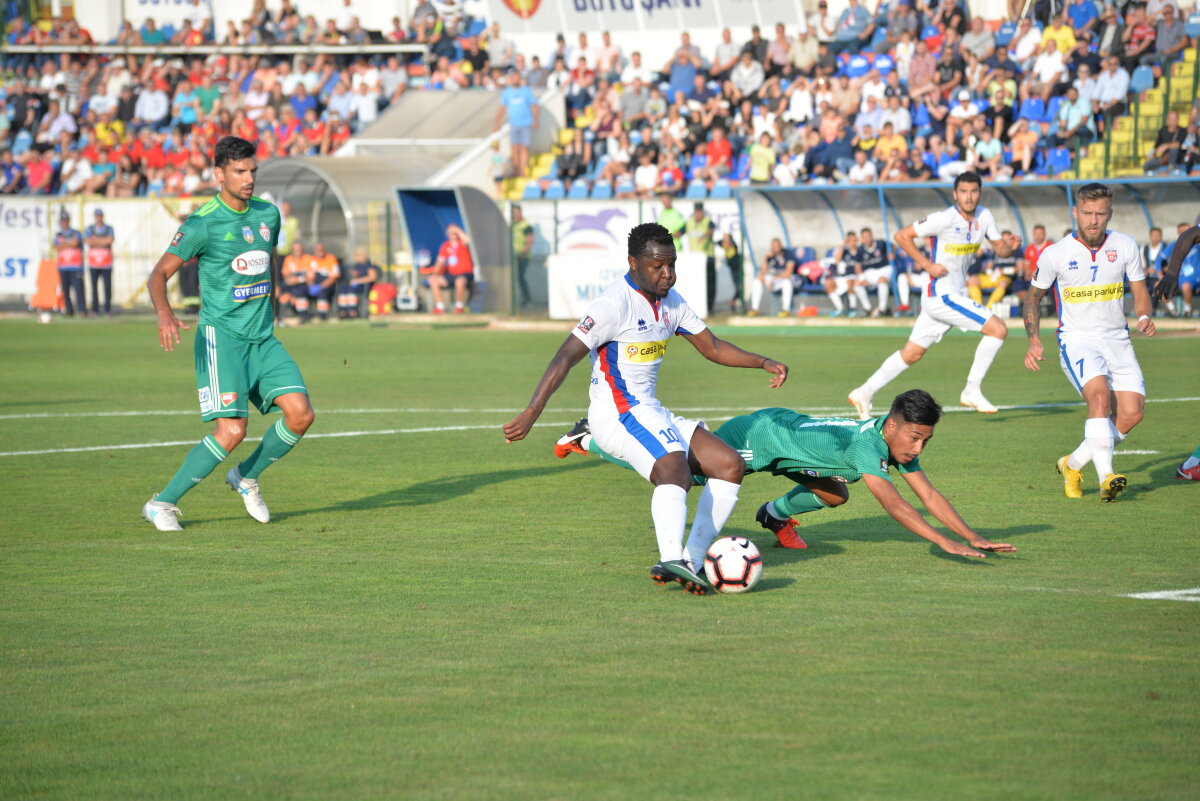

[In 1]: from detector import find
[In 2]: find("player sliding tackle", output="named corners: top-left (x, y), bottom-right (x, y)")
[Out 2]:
top-left (1024, 182), bottom-right (1154, 502)
top-left (556, 390), bottom-right (1015, 559)
top-left (503, 223), bottom-right (789, 595)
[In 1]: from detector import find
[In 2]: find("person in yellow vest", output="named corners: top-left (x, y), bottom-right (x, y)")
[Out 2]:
top-left (276, 201), bottom-right (300, 257)
top-left (53, 210), bottom-right (86, 317)
top-left (281, 241), bottom-right (313, 323)
top-left (85, 209), bottom-right (116, 316)
top-left (307, 242), bottom-right (341, 322)
top-left (685, 202), bottom-right (717, 312)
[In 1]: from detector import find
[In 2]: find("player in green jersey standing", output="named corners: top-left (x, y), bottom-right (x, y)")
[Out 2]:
top-left (141, 136), bottom-right (315, 531)
top-left (555, 389), bottom-right (1015, 559)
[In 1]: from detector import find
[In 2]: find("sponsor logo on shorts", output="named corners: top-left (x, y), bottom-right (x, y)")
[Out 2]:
top-left (221, 392), bottom-right (238, 407)
top-left (231, 279), bottom-right (271, 302)
top-left (624, 340), bottom-right (667, 362)
top-left (259, 222), bottom-right (271, 242)
top-left (231, 249), bottom-right (271, 275)
top-left (577, 315), bottom-right (594, 333)
top-left (1062, 282), bottom-right (1123, 304)
top-left (171, 230), bottom-right (183, 248)
top-left (198, 387), bottom-right (213, 414)
top-left (242, 226), bottom-right (254, 244)
top-left (802, 469), bottom-right (818, 477)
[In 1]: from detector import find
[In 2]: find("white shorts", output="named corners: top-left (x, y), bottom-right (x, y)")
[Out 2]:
top-left (827, 275), bottom-right (853, 294)
top-left (861, 266), bottom-right (891, 284)
top-left (908, 290), bottom-right (994, 348)
top-left (765, 275), bottom-right (791, 292)
top-left (589, 404), bottom-right (705, 480)
top-left (1055, 334), bottom-right (1145, 397)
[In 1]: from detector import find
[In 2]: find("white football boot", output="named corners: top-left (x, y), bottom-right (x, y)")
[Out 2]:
top-left (226, 466), bottom-right (270, 523)
top-left (847, 387), bottom-right (873, 420)
top-left (960, 387), bottom-right (999, 414)
top-left (142, 494), bottom-right (183, 531)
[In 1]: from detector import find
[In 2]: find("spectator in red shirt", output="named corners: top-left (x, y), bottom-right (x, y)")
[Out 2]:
top-left (1023, 224), bottom-right (1052, 274)
top-left (300, 108), bottom-right (326, 151)
top-left (22, 150), bottom-right (53, 195)
top-left (427, 223), bottom-right (475, 314)
top-left (696, 125), bottom-right (733, 185)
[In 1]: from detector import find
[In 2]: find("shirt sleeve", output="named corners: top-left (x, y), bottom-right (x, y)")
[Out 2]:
top-left (982, 209), bottom-right (1002, 242)
top-left (669, 292), bottom-right (707, 337)
top-left (570, 296), bottom-right (620, 350)
top-left (166, 214), bottom-right (206, 262)
top-left (847, 430), bottom-right (894, 482)
top-left (1030, 245), bottom-right (1058, 289)
top-left (1125, 237), bottom-right (1145, 282)
top-left (911, 207), bottom-right (949, 239)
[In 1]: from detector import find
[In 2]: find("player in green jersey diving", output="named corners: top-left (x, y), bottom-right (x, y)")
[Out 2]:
top-left (554, 389), bottom-right (1016, 560)
top-left (142, 136), bottom-right (315, 531)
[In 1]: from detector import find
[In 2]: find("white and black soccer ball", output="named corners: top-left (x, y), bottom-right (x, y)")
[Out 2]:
top-left (703, 536), bottom-right (763, 594)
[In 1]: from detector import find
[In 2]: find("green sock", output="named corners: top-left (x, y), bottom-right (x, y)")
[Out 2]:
top-left (158, 435), bottom-right (228, 504)
top-left (772, 485), bottom-right (831, 518)
top-left (238, 418), bottom-right (302, 480)
top-left (1191, 444), bottom-right (1200, 460)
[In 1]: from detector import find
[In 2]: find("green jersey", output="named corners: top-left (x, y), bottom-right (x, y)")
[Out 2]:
top-left (716, 408), bottom-right (922, 484)
top-left (168, 195), bottom-right (280, 343)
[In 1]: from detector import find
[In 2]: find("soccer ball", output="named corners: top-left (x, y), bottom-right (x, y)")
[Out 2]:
top-left (703, 536), bottom-right (763, 594)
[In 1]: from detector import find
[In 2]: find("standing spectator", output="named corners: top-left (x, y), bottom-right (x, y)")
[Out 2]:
top-left (54, 210), bottom-right (86, 316)
top-left (495, 72), bottom-right (538, 178)
top-left (276, 201), bottom-right (300, 257)
top-left (719, 233), bottom-right (744, 313)
top-left (655, 192), bottom-right (686, 244)
top-left (511, 205), bottom-right (535, 309)
top-left (307, 242), bottom-right (341, 322)
top-left (338, 246), bottom-right (378, 319)
top-left (685, 202), bottom-right (717, 310)
top-left (428, 223), bottom-right (474, 314)
top-left (85, 209), bottom-right (115, 316)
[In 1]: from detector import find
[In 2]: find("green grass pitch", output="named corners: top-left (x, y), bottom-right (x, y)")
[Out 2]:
top-left (1, 318), bottom-right (1197, 801)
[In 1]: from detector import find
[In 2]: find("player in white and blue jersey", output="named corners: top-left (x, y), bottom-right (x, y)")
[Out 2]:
top-left (503, 223), bottom-right (789, 595)
top-left (1024, 183), bottom-right (1155, 502)
top-left (848, 172), bottom-right (1014, 418)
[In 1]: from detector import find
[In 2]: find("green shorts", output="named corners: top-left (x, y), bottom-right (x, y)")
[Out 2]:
top-left (193, 324), bottom-right (308, 421)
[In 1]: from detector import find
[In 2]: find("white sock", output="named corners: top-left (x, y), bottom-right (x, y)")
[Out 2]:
top-left (876, 281), bottom-right (890, 312)
top-left (898, 276), bottom-right (911, 307)
top-left (750, 279), bottom-right (764, 311)
top-left (651, 484), bottom-right (688, 562)
top-left (1085, 417), bottom-right (1115, 480)
top-left (966, 335), bottom-right (1004, 387)
top-left (780, 281), bottom-right (794, 313)
top-left (685, 479), bottom-right (741, 571)
top-left (853, 283), bottom-right (871, 311)
top-left (1184, 456), bottom-right (1200, 470)
top-left (1110, 421), bottom-right (1127, 445)
top-left (829, 291), bottom-right (844, 312)
top-left (767, 500), bottom-right (786, 519)
top-left (1067, 440), bottom-right (1091, 471)
top-left (862, 350), bottom-right (910, 396)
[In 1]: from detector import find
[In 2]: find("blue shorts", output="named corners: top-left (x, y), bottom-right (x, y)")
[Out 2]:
top-left (510, 126), bottom-right (532, 147)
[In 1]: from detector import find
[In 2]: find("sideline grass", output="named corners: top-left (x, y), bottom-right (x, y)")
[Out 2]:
top-left (1, 319), bottom-right (1197, 801)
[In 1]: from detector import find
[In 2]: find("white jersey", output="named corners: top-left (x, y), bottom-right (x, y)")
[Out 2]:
top-left (911, 205), bottom-right (1001, 296)
top-left (571, 275), bottom-right (706, 417)
top-left (1031, 230), bottom-right (1144, 339)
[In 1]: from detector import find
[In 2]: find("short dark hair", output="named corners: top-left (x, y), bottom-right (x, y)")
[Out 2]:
top-left (213, 136), bottom-right (256, 168)
top-left (1075, 182), bottom-right (1113, 205)
top-left (888, 389), bottom-right (942, 427)
top-left (628, 222), bottom-right (675, 258)
top-left (953, 171), bottom-right (982, 191)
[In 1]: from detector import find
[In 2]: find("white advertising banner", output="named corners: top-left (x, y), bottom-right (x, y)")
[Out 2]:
top-left (0, 199), bottom-right (50, 296)
top-left (548, 251), bottom-right (707, 319)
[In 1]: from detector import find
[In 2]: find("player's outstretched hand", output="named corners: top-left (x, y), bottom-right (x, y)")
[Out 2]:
top-left (940, 540), bottom-right (988, 558)
top-left (503, 408), bottom-right (539, 443)
top-left (763, 359), bottom-right (788, 388)
top-left (1152, 272), bottom-right (1178, 302)
top-left (1023, 341), bottom-right (1043, 372)
top-left (970, 538), bottom-right (1017, 553)
top-left (157, 311), bottom-right (189, 352)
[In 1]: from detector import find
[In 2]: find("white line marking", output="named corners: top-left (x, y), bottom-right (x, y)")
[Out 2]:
top-left (2, 396), bottom-right (1197, 422)
top-left (1114, 449), bottom-right (1160, 455)
top-left (1123, 588), bottom-right (1200, 602)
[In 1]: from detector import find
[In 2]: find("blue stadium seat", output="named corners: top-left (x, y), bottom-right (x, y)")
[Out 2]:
top-left (465, 18), bottom-right (487, 37)
top-left (710, 179), bottom-right (732, 199)
top-left (684, 181), bottom-right (708, 199)
top-left (1042, 96), bottom-right (1063, 124)
top-left (731, 152), bottom-right (751, 182)
top-left (1129, 65), bottom-right (1155, 94)
top-left (686, 152), bottom-right (706, 181)
top-left (1045, 146), bottom-right (1072, 175)
top-left (844, 54), bottom-right (872, 78)
top-left (995, 20), bottom-right (1017, 47)
top-left (567, 181), bottom-right (590, 199)
top-left (1017, 97), bottom-right (1045, 121)
top-left (873, 54), bottom-right (895, 75)
top-left (1186, 12), bottom-right (1200, 38)
top-left (913, 102), bottom-right (931, 128)
top-left (868, 27), bottom-right (888, 54)
top-left (615, 176), bottom-right (635, 196)
top-left (794, 246), bottom-right (817, 264)
top-left (591, 181), bottom-right (613, 199)
top-left (543, 179), bottom-right (566, 200)
top-left (521, 183), bottom-right (542, 200)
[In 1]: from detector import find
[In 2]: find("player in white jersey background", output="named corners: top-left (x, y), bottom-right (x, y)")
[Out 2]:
top-left (1023, 182), bottom-right (1156, 502)
top-left (847, 172), bottom-right (1014, 419)
top-left (503, 223), bottom-right (789, 595)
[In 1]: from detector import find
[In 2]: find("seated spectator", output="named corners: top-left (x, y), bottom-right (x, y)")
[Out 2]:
top-left (557, 128), bottom-right (590, 190)
top-left (599, 130), bottom-right (633, 185)
top-left (832, 0), bottom-right (874, 56)
top-left (908, 40), bottom-right (939, 102)
top-left (108, 154), bottom-right (144, 197)
top-left (1009, 17), bottom-right (1043, 72)
top-left (748, 131), bottom-right (777, 185)
top-left (1095, 6), bottom-right (1124, 60)
top-left (659, 152), bottom-right (684, 193)
top-left (1093, 56), bottom-right (1130, 134)
top-left (749, 237), bottom-right (796, 316)
top-left (1143, 110), bottom-right (1189, 172)
top-left (1025, 39), bottom-right (1068, 102)
top-left (945, 90), bottom-right (982, 148)
top-left (620, 51), bottom-right (654, 85)
top-left (1054, 85), bottom-right (1096, 151)
top-left (960, 17), bottom-right (996, 62)
top-left (789, 29), bottom-right (819, 77)
top-left (847, 149), bottom-right (878, 183)
top-left (934, 46), bottom-right (965, 100)
top-left (1144, 6), bottom-right (1187, 67)
top-left (855, 95), bottom-right (883, 136)
top-left (1041, 14), bottom-right (1077, 54)
top-left (782, 76), bottom-right (815, 126)
top-left (1008, 118), bottom-right (1040, 174)
top-left (59, 146), bottom-right (91, 194)
top-left (873, 121), bottom-right (908, 160)
top-left (427, 224), bottom-right (473, 314)
top-left (730, 51), bottom-right (765, 101)
top-left (626, 150), bottom-right (659, 198)
top-left (1121, 6), bottom-right (1157, 71)
top-left (968, 125), bottom-right (1011, 179)
top-left (23, 150), bottom-right (54, 194)
top-left (588, 98), bottom-right (621, 160)
top-left (696, 125), bottom-right (734, 185)
top-left (765, 22), bottom-right (792, 78)
top-left (339, 246), bottom-right (379, 319)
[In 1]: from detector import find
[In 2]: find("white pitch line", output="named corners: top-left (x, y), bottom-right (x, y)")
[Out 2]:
top-left (2, 396), bottom-right (1197, 422)
top-left (1114, 449), bottom-right (1160, 455)
top-left (1123, 588), bottom-right (1200, 602)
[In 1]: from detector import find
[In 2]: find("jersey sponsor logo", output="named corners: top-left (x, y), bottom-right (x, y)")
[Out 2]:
top-left (220, 391), bottom-right (238, 407)
top-left (941, 242), bottom-right (981, 256)
top-left (198, 387), bottom-right (213, 414)
top-left (171, 230), bottom-right (183, 247)
top-left (624, 339), bottom-right (667, 362)
top-left (1105, 249), bottom-right (1117, 263)
top-left (231, 249), bottom-right (271, 275)
top-left (577, 315), bottom-right (594, 333)
top-left (231, 279), bottom-right (271, 302)
top-left (1062, 282), bottom-right (1123, 303)
top-left (242, 226), bottom-right (254, 244)
top-left (259, 222), bottom-right (270, 242)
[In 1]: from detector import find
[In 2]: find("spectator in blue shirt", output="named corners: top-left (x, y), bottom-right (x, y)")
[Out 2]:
top-left (289, 84), bottom-right (318, 120)
top-left (494, 71), bottom-right (539, 178)
top-left (833, 0), bottom-right (875, 55)
top-left (662, 44), bottom-right (702, 100)
top-left (1067, 0), bottom-right (1099, 42)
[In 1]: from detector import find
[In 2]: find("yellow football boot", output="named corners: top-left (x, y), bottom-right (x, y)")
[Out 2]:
top-left (1056, 456), bottom-right (1084, 499)
top-left (1099, 473), bottom-right (1128, 503)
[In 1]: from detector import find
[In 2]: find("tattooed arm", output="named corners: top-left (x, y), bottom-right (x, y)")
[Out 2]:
top-left (1023, 285), bottom-right (1048, 371)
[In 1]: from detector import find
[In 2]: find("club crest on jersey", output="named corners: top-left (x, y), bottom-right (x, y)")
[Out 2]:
top-left (221, 392), bottom-right (238, 407)
top-left (880, 457), bottom-right (889, 471)
top-left (1105, 249), bottom-right (1117, 263)
top-left (242, 226), bottom-right (254, 244)
top-left (171, 230), bottom-right (183, 247)
top-left (577, 315), bottom-right (594, 333)
top-left (259, 222), bottom-right (270, 241)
